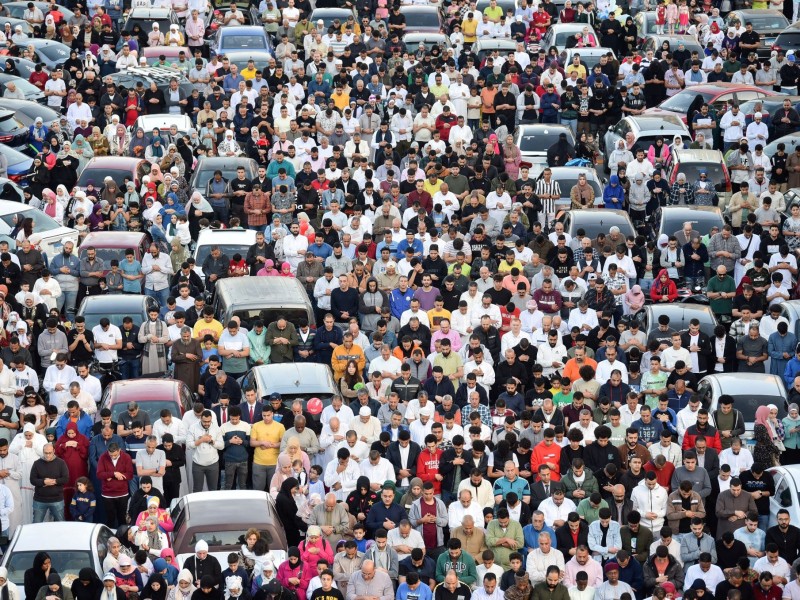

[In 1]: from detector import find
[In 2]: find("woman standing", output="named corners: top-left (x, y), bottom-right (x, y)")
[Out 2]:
top-left (754, 405), bottom-right (782, 466)
top-left (55, 422), bottom-right (89, 517)
top-left (783, 404), bottom-right (800, 465)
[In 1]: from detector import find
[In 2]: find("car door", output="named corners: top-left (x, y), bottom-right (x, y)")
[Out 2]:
top-left (735, 90), bottom-right (769, 105)
top-left (711, 92), bottom-right (736, 114)
top-left (770, 470), bottom-right (791, 529)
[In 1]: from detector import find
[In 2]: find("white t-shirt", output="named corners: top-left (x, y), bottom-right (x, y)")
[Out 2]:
top-left (92, 324), bottom-right (122, 363)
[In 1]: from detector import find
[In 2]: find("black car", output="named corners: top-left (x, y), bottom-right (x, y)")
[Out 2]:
top-left (0, 109), bottom-right (29, 154)
top-left (632, 303), bottom-right (718, 338)
top-left (0, 99), bottom-right (60, 130)
top-left (76, 294), bottom-right (158, 330)
top-left (656, 206), bottom-right (726, 241)
top-left (108, 67), bottom-right (194, 100)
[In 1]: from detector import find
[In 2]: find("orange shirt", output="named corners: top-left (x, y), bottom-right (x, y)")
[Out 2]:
top-left (481, 87), bottom-right (497, 114)
top-left (563, 356), bottom-right (598, 383)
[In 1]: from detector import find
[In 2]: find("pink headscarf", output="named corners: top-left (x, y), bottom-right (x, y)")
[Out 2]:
top-left (624, 285), bottom-right (645, 311)
top-left (488, 134), bottom-right (500, 155)
top-left (755, 405), bottom-right (775, 438)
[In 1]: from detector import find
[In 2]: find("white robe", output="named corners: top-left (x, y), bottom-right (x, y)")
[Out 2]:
top-left (8, 433), bottom-right (45, 524)
top-left (734, 233), bottom-right (761, 287)
top-left (0, 453), bottom-right (23, 532)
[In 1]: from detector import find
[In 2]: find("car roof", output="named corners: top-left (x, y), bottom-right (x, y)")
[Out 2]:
top-left (80, 231), bottom-right (148, 248)
top-left (659, 205), bottom-right (724, 219)
top-left (565, 46), bottom-right (614, 56)
top-left (0, 200), bottom-right (40, 217)
top-left (216, 277), bottom-right (309, 300)
top-left (79, 294), bottom-right (147, 313)
top-left (517, 123), bottom-right (573, 133)
top-left (9, 523), bottom-right (105, 551)
top-left (625, 114), bottom-right (688, 132)
top-left (127, 7), bottom-right (174, 15)
top-left (220, 25), bottom-right (268, 34)
top-left (474, 39), bottom-right (517, 48)
top-left (107, 378), bottom-right (182, 404)
top-left (81, 156), bottom-right (143, 169)
top-left (250, 363), bottom-right (337, 394)
top-left (195, 228), bottom-right (257, 245)
top-left (142, 46), bottom-right (190, 56)
top-left (195, 156), bottom-right (253, 168)
top-left (549, 167), bottom-right (601, 181)
top-left (180, 491), bottom-right (277, 526)
top-left (136, 114), bottom-right (193, 128)
top-left (672, 148), bottom-right (725, 161)
top-left (703, 373), bottom-right (787, 397)
top-left (567, 208), bottom-right (631, 223)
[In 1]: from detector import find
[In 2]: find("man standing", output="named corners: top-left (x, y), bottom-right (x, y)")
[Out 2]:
top-left (186, 410), bottom-right (224, 492)
top-left (250, 405), bottom-right (285, 491)
top-left (29, 443), bottom-right (69, 523)
top-left (96, 442), bottom-right (134, 528)
top-left (141, 243), bottom-right (174, 309)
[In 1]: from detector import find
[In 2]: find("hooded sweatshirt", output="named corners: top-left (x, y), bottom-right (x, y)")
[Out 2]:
top-left (603, 176), bottom-right (625, 210)
top-left (628, 177), bottom-right (650, 211)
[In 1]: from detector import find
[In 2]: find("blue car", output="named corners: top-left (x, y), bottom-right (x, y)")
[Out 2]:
top-left (0, 144), bottom-right (33, 187)
top-left (215, 25), bottom-right (272, 56)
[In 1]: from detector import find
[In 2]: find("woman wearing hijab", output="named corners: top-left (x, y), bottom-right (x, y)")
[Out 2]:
top-left (783, 404), bottom-right (800, 465)
top-left (754, 405), bottom-right (782, 466)
top-left (89, 126), bottom-right (110, 156)
top-left (276, 549), bottom-right (304, 600)
top-left (127, 127), bottom-right (147, 157)
top-left (358, 278), bottom-right (387, 336)
top-left (647, 137), bottom-right (670, 173)
top-left (3, 59), bottom-right (18, 77)
top-left (176, 137), bottom-right (194, 177)
top-left (52, 145), bottom-right (79, 192)
top-left (275, 478), bottom-right (307, 548)
top-left (650, 268), bottom-right (678, 303)
top-left (71, 569), bottom-right (102, 600)
top-left (135, 516), bottom-right (170, 557)
top-left (55, 421), bottom-right (89, 515)
top-left (148, 23), bottom-right (165, 47)
top-left (42, 189), bottom-right (64, 225)
top-left (71, 135), bottom-right (94, 170)
top-left (624, 284), bottom-right (646, 315)
top-left (166, 570), bottom-right (195, 600)
top-left (346, 475), bottom-right (379, 524)
top-left (623, 17), bottom-right (637, 55)
top-left (10, 423), bottom-right (45, 524)
top-left (141, 573), bottom-right (168, 600)
top-left (34, 573), bottom-right (71, 600)
top-left (186, 191), bottom-right (214, 239)
top-left (24, 553), bottom-right (53, 600)
top-left (224, 576), bottom-right (250, 600)
top-left (146, 135), bottom-right (166, 166)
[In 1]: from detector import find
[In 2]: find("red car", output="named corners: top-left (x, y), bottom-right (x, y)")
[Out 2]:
top-left (98, 378), bottom-right (195, 426)
top-left (644, 83), bottom-right (778, 125)
top-left (78, 231), bottom-right (151, 277)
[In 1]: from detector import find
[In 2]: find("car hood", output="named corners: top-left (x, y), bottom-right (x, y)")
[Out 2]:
top-left (176, 550), bottom-right (287, 571)
top-left (37, 226), bottom-right (78, 259)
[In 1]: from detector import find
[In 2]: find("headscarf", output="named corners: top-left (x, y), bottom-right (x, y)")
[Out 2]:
top-left (755, 405), bottom-right (776, 439)
top-left (186, 191), bottom-right (212, 215)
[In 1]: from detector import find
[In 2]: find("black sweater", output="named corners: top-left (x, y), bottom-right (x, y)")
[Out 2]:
top-left (29, 457), bottom-right (69, 503)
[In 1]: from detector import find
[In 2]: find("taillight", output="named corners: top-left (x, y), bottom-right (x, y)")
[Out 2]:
top-left (773, 44), bottom-right (781, 51)
top-left (0, 135), bottom-right (14, 143)
top-left (8, 173), bottom-right (22, 182)
top-left (722, 164), bottom-right (732, 192)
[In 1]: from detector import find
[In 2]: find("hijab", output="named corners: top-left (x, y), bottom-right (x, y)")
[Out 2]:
top-left (755, 405), bottom-right (776, 438)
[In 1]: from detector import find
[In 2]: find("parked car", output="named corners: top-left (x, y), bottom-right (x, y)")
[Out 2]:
top-left (0, 199), bottom-right (78, 258)
top-left (402, 32), bottom-right (451, 53)
top-left (699, 373), bottom-right (787, 440)
top-left (555, 209), bottom-right (636, 240)
top-left (99, 378), bottom-right (195, 425)
top-left (1, 1), bottom-right (74, 21)
top-left (133, 114), bottom-right (193, 137)
top-left (0, 99), bottom-right (60, 130)
top-left (170, 491), bottom-right (288, 568)
top-left (308, 7), bottom-right (356, 28)
top-left (239, 363), bottom-right (338, 410)
top-left (0, 108), bottom-right (30, 154)
top-left (401, 6), bottom-right (442, 33)
top-left (0, 57), bottom-right (37, 80)
top-left (725, 10), bottom-right (789, 59)
top-left (214, 277), bottom-right (316, 328)
top-left (772, 21), bottom-right (800, 56)
top-left (77, 231), bottom-right (151, 278)
top-left (2, 523), bottom-right (114, 600)
top-left (604, 114), bottom-right (690, 171)
top-left (539, 23), bottom-right (598, 51)
top-left (764, 132), bottom-right (800, 156)
top-left (0, 74), bottom-right (44, 104)
top-left (24, 39), bottom-right (71, 70)
top-left (76, 294), bottom-right (157, 330)
top-left (538, 166), bottom-right (603, 212)
top-left (192, 228), bottom-right (257, 281)
top-left (76, 157), bottom-right (148, 191)
top-left (645, 83), bottom-right (776, 124)
top-left (215, 25), bottom-right (272, 54)
top-left (122, 7), bottom-right (180, 34)
top-left (631, 302), bottom-right (718, 338)
top-left (775, 300), bottom-right (800, 341)
top-left (472, 38), bottom-right (518, 61)
top-left (767, 465), bottom-right (800, 528)
top-left (664, 149), bottom-right (732, 205)
top-left (188, 156), bottom-right (258, 193)
top-left (655, 205), bottom-right (726, 241)
top-left (513, 123), bottom-right (575, 178)
top-left (0, 143), bottom-right (32, 184)
top-left (141, 46), bottom-right (192, 66)
top-left (640, 34), bottom-right (703, 59)
top-left (737, 96), bottom-right (800, 137)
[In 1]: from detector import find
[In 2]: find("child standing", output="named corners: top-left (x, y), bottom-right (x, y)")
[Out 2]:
top-left (665, 0), bottom-right (678, 35)
top-left (678, 0), bottom-right (690, 34)
top-left (655, 1), bottom-right (666, 34)
top-left (70, 477), bottom-right (96, 522)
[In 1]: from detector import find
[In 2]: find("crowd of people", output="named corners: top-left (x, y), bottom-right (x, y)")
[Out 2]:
top-left (2, 0), bottom-right (800, 600)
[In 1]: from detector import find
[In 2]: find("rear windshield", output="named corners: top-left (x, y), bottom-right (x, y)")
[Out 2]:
top-left (774, 32), bottom-right (800, 48)
top-left (195, 243), bottom-right (252, 266)
top-left (78, 168), bottom-right (136, 188)
top-left (111, 400), bottom-right (178, 424)
top-left (404, 10), bottom-right (441, 28)
top-left (673, 162), bottom-right (728, 193)
top-left (712, 395), bottom-right (787, 422)
top-left (745, 15), bottom-right (788, 30)
top-left (221, 35), bottom-right (267, 49)
top-left (0, 115), bottom-right (22, 133)
top-left (82, 311), bottom-right (145, 330)
top-left (79, 247), bottom-right (136, 264)
top-left (230, 308), bottom-right (311, 329)
top-left (661, 211), bottom-right (724, 238)
top-left (660, 90), bottom-right (715, 112)
top-left (519, 131), bottom-right (574, 152)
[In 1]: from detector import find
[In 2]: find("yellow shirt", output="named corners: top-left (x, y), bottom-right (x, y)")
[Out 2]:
top-left (462, 18), bottom-right (478, 42)
top-left (497, 259), bottom-right (523, 274)
top-left (240, 66), bottom-right (257, 80)
top-left (250, 419), bottom-right (285, 466)
top-left (424, 178), bottom-right (443, 196)
top-left (332, 91), bottom-right (350, 112)
top-left (566, 64), bottom-right (587, 79)
top-left (193, 318), bottom-right (224, 344)
top-left (427, 308), bottom-right (452, 331)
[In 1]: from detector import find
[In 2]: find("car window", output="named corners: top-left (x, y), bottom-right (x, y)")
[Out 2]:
top-left (195, 243), bottom-right (252, 267)
top-left (221, 35), bottom-right (267, 49)
top-left (0, 209), bottom-right (60, 233)
top-left (660, 90), bottom-right (715, 113)
top-left (775, 474), bottom-right (792, 508)
top-left (711, 93), bottom-right (734, 113)
top-left (97, 526), bottom-right (112, 564)
top-left (6, 551), bottom-right (94, 585)
top-left (775, 32), bottom-right (800, 49)
top-left (0, 115), bottom-right (22, 133)
top-left (403, 10), bottom-right (441, 28)
top-left (189, 529), bottom-right (274, 548)
top-left (735, 90), bottom-right (767, 104)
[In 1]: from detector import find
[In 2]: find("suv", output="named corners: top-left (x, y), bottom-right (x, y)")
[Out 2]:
top-left (773, 22), bottom-right (800, 57)
top-left (0, 108), bottom-right (29, 154)
top-left (108, 66), bottom-right (194, 99)
top-left (122, 7), bottom-right (180, 34)
top-left (665, 148), bottom-right (731, 205)
top-left (603, 114), bottom-right (690, 172)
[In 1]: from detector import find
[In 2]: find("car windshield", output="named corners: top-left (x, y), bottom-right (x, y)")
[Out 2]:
top-left (82, 311), bottom-right (144, 330)
top-left (111, 400), bottom-right (179, 424)
top-left (0, 209), bottom-right (60, 233)
top-left (189, 529), bottom-right (274, 548)
top-left (776, 32), bottom-right (800, 48)
top-left (6, 551), bottom-right (94, 585)
top-left (674, 162), bottom-right (728, 193)
top-left (554, 177), bottom-right (602, 199)
top-left (519, 130), bottom-right (574, 153)
top-left (0, 115), bottom-right (22, 133)
top-left (571, 216), bottom-right (634, 238)
top-left (221, 35), bottom-right (267, 49)
top-left (193, 167), bottom-right (251, 190)
top-left (659, 90), bottom-right (715, 113)
top-left (253, 369), bottom-right (334, 397)
top-left (195, 244), bottom-right (252, 266)
top-left (77, 168), bottom-right (136, 188)
top-left (717, 395), bottom-right (787, 423)
top-left (661, 210), bottom-right (725, 238)
top-left (37, 44), bottom-right (70, 61)
top-left (404, 10), bottom-right (440, 28)
top-left (745, 15), bottom-right (789, 30)
top-left (79, 247), bottom-right (134, 265)
top-left (231, 308), bottom-right (309, 329)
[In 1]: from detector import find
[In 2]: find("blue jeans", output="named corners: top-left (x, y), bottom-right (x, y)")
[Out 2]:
top-left (32, 500), bottom-right (64, 523)
top-left (685, 275), bottom-right (706, 291)
top-left (759, 513), bottom-right (770, 533)
top-left (561, 118), bottom-right (577, 136)
top-left (57, 289), bottom-right (78, 320)
top-left (118, 358), bottom-right (141, 380)
top-left (145, 287), bottom-right (170, 309)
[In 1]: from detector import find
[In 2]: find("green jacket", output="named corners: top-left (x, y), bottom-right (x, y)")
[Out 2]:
top-left (560, 469), bottom-right (600, 501)
top-left (533, 582), bottom-right (571, 600)
top-left (435, 550), bottom-right (478, 585)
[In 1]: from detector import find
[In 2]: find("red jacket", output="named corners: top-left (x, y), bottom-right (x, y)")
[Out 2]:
top-left (96, 450), bottom-right (135, 497)
top-left (681, 424), bottom-right (722, 452)
top-left (643, 460), bottom-right (675, 491)
top-left (651, 269), bottom-right (679, 302)
top-left (531, 440), bottom-right (562, 481)
top-left (416, 447), bottom-right (443, 495)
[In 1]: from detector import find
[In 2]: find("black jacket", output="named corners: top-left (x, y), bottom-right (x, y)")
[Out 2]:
top-left (679, 331), bottom-right (713, 374)
top-left (766, 524), bottom-right (800, 564)
top-left (555, 521), bottom-right (589, 561)
top-left (386, 440), bottom-right (421, 485)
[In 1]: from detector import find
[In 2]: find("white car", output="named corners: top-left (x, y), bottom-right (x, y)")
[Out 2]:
top-left (192, 228), bottom-right (257, 281)
top-left (133, 114), bottom-right (193, 136)
top-left (0, 199), bottom-right (78, 258)
top-left (3, 523), bottom-right (115, 600)
top-left (767, 465), bottom-right (800, 528)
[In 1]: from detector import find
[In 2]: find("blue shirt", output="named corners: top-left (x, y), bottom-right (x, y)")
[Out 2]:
top-left (390, 288), bottom-right (414, 319)
top-left (397, 582), bottom-right (432, 600)
top-left (492, 476), bottom-right (531, 501)
top-left (307, 242), bottom-right (334, 261)
top-left (396, 238), bottom-right (423, 258)
top-left (119, 259), bottom-right (142, 293)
